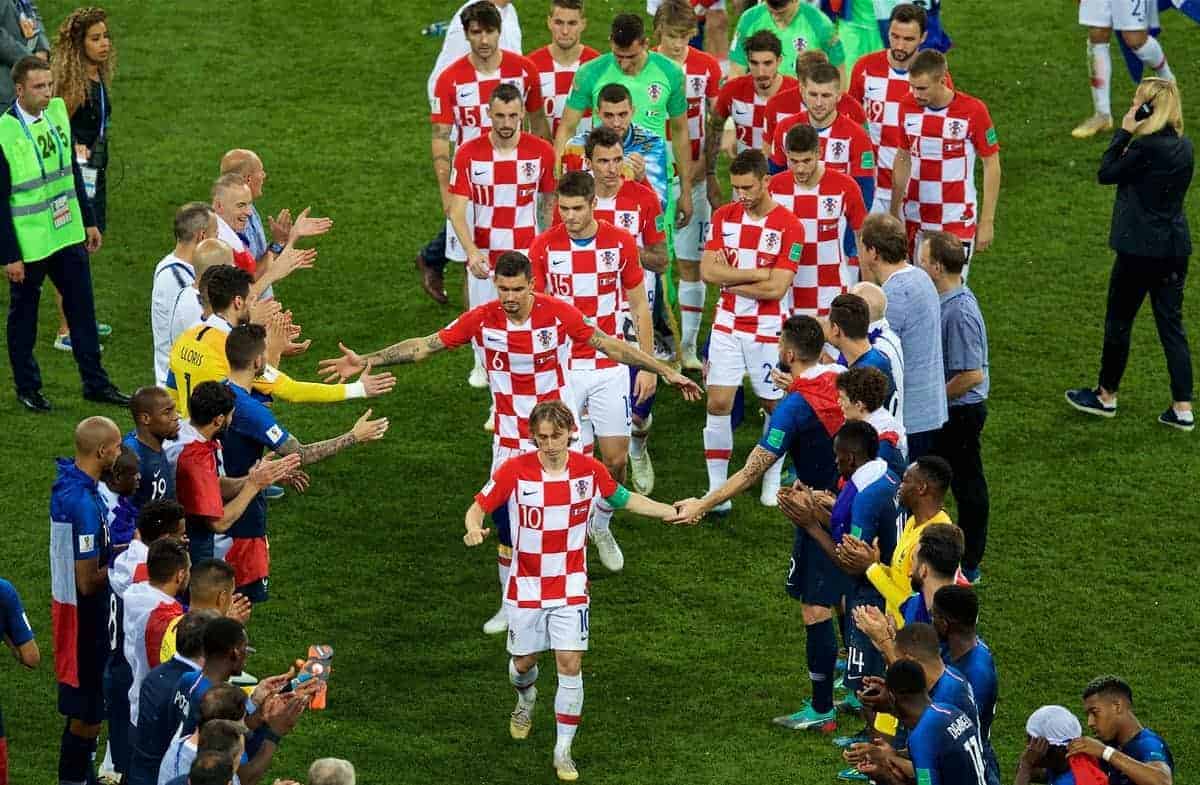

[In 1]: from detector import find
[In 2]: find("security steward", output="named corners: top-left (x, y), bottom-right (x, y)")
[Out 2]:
top-left (1, 55), bottom-right (126, 411)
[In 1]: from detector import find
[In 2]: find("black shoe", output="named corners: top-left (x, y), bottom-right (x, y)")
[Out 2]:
top-left (17, 390), bottom-right (52, 412)
top-left (83, 385), bottom-right (131, 406)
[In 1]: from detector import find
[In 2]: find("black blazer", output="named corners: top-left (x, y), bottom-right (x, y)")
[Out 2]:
top-left (1099, 126), bottom-right (1193, 258)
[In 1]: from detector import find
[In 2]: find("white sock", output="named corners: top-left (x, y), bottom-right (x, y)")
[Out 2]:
top-left (473, 344), bottom-right (485, 373)
top-left (1088, 41), bottom-right (1112, 117)
top-left (630, 414), bottom-right (651, 459)
top-left (555, 672), bottom-right (584, 754)
top-left (1173, 406), bottom-right (1194, 422)
top-left (592, 498), bottom-right (614, 533)
top-left (578, 414), bottom-right (595, 456)
top-left (703, 413), bottom-right (733, 492)
top-left (678, 280), bottom-right (706, 349)
top-left (509, 658), bottom-right (539, 699)
top-left (99, 742), bottom-right (113, 774)
top-left (1133, 38), bottom-right (1173, 81)
top-left (760, 419), bottom-right (784, 491)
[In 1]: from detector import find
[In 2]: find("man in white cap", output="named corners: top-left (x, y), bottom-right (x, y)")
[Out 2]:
top-left (1015, 705), bottom-right (1083, 785)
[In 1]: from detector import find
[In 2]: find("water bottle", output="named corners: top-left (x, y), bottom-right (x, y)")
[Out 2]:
top-left (422, 20), bottom-right (450, 36)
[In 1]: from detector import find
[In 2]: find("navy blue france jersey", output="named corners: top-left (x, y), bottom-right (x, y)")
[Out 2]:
top-left (947, 639), bottom-right (997, 740)
top-left (908, 702), bottom-right (987, 785)
top-left (1107, 728), bottom-right (1174, 785)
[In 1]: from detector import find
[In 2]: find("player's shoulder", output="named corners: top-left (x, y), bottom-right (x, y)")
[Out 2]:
top-left (722, 73), bottom-right (755, 96)
top-left (619, 177), bottom-right (657, 203)
top-left (567, 450), bottom-right (609, 476)
top-left (580, 45), bottom-right (600, 62)
top-left (647, 49), bottom-right (684, 77)
top-left (822, 166), bottom-right (861, 190)
top-left (768, 170), bottom-right (795, 192)
top-left (439, 53), bottom-right (476, 81)
top-left (711, 200), bottom-right (742, 223)
top-left (577, 51), bottom-right (613, 77)
top-left (527, 45), bottom-right (553, 68)
top-left (456, 134), bottom-right (491, 157)
top-left (836, 113), bottom-right (873, 138)
top-left (766, 86), bottom-right (797, 111)
top-left (779, 75), bottom-right (799, 93)
top-left (737, 3), bottom-right (769, 25)
top-left (518, 132), bottom-right (555, 156)
top-left (950, 89), bottom-right (989, 113)
top-left (685, 46), bottom-right (720, 72)
top-left (855, 50), bottom-right (890, 74)
top-left (502, 49), bottom-right (537, 71)
top-left (768, 202), bottom-right (805, 230)
top-left (0, 577), bottom-right (18, 604)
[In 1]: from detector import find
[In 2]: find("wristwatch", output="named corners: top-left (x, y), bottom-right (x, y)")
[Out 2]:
top-left (269, 242), bottom-right (285, 255)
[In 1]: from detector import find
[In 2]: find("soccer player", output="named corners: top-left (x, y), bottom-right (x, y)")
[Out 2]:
top-left (729, 0), bottom-right (844, 80)
top-left (769, 124), bottom-right (866, 316)
top-left (464, 400), bottom-right (686, 782)
top-left (1073, 0), bottom-right (1175, 139)
top-left (932, 585), bottom-right (1000, 785)
top-left (700, 150), bottom-right (803, 510)
top-left (1068, 676), bottom-right (1175, 785)
top-left (707, 31), bottom-right (796, 179)
top-left (124, 387), bottom-right (180, 511)
top-left (0, 576), bottom-right (38, 785)
top-left (768, 63), bottom-right (876, 206)
top-left (1016, 706), bottom-right (1087, 785)
top-left (828, 293), bottom-right (895, 395)
top-left (98, 445), bottom-right (140, 564)
top-left (891, 50), bottom-right (1001, 260)
top-left (836, 365), bottom-right (907, 476)
top-left (530, 172), bottom-right (655, 572)
top-left (221, 323), bottom-right (390, 602)
top-left (848, 4), bottom-right (950, 215)
top-left (557, 12), bottom-right (694, 227)
top-left (528, 0), bottom-right (598, 138)
top-left (167, 266), bottom-right (393, 418)
top-left (764, 49), bottom-right (867, 159)
top-left (850, 280), bottom-right (904, 419)
top-left (655, 0), bottom-right (721, 370)
top-left (152, 203), bottom-right (217, 386)
top-left (318, 252), bottom-right (701, 633)
top-left (50, 416), bottom-right (120, 785)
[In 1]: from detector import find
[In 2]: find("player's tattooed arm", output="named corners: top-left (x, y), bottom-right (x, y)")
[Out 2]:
top-left (537, 193), bottom-right (556, 232)
top-left (275, 408), bottom-right (388, 466)
top-left (366, 333), bottom-right (446, 367)
top-left (431, 123), bottom-right (454, 198)
top-left (709, 446), bottom-right (777, 511)
top-left (703, 108), bottom-right (725, 179)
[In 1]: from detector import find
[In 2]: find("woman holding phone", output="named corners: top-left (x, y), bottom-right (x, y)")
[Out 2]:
top-left (1067, 78), bottom-right (1194, 432)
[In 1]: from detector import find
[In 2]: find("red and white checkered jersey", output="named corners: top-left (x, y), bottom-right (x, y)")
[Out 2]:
top-left (530, 221), bottom-right (644, 370)
top-left (705, 202), bottom-right (804, 343)
top-left (450, 133), bottom-right (557, 263)
top-left (527, 45), bottom-right (600, 138)
top-left (770, 112), bottom-right (876, 180)
top-left (678, 46), bottom-right (722, 162)
top-left (848, 52), bottom-right (955, 195)
top-left (475, 451), bottom-right (618, 608)
top-left (764, 87), bottom-right (867, 150)
top-left (430, 51), bottom-right (543, 142)
top-left (716, 75), bottom-right (799, 154)
top-left (899, 90), bottom-right (999, 239)
top-left (552, 178), bottom-right (665, 250)
top-left (769, 169), bottom-right (867, 316)
top-left (438, 294), bottom-right (595, 449)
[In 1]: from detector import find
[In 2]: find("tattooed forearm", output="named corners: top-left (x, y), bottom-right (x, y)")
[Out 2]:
top-left (589, 330), bottom-right (670, 377)
top-left (297, 432), bottom-right (357, 466)
top-left (704, 112), bottom-right (725, 174)
top-left (367, 334), bottom-right (445, 367)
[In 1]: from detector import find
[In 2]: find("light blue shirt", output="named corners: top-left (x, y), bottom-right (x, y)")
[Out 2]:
top-left (882, 264), bottom-right (948, 434)
top-left (939, 284), bottom-right (989, 406)
top-left (244, 206), bottom-right (268, 260)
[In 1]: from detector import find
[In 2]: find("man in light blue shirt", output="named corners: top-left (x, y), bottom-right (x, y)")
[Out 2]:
top-left (919, 230), bottom-right (989, 583)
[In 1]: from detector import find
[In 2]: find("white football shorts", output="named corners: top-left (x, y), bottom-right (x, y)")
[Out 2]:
top-left (1079, 0), bottom-right (1159, 31)
top-left (506, 604), bottom-right (590, 655)
top-left (705, 330), bottom-right (784, 400)
top-left (568, 366), bottom-right (632, 439)
top-left (674, 180), bottom-right (712, 261)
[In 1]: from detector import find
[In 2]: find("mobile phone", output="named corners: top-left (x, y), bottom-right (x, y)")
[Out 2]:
top-left (290, 644), bottom-right (334, 709)
top-left (1134, 101), bottom-right (1154, 122)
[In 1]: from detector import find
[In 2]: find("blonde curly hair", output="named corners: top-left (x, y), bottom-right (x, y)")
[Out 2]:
top-left (51, 7), bottom-right (116, 115)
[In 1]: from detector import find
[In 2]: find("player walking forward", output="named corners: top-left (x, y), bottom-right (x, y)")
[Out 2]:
top-left (464, 399), bottom-right (690, 782)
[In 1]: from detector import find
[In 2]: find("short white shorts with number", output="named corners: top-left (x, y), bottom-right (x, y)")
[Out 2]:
top-left (1079, 0), bottom-right (1159, 30)
top-left (445, 214), bottom-right (472, 262)
top-left (705, 330), bottom-right (784, 400)
top-left (506, 604), bottom-right (590, 655)
top-left (568, 366), bottom-right (631, 439)
top-left (674, 180), bottom-right (712, 261)
top-left (466, 270), bottom-right (498, 309)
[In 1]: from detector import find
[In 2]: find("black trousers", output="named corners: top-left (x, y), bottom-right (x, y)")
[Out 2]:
top-left (1099, 253), bottom-right (1193, 402)
top-left (420, 227), bottom-right (448, 273)
top-left (7, 243), bottom-right (111, 396)
top-left (932, 402), bottom-right (990, 570)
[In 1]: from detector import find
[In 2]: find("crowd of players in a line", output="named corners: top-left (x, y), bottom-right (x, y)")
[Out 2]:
top-left (0, 0), bottom-right (1180, 784)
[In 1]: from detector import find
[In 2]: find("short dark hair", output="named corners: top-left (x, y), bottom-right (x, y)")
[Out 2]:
top-left (188, 381), bottom-right (235, 427)
top-left (202, 617), bottom-right (246, 661)
top-left (135, 499), bottom-right (185, 543)
top-left (190, 559), bottom-right (237, 604)
top-left (1083, 676), bottom-right (1134, 704)
top-left (806, 63), bottom-right (841, 87)
top-left (835, 420), bottom-right (879, 460)
top-left (729, 149), bottom-right (768, 179)
top-left (829, 293), bottom-right (870, 340)
top-left (495, 251), bottom-right (533, 280)
top-left (460, 1), bottom-right (502, 32)
top-left (890, 3), bottom-right (928, 33)
top-left (894, 622), bottom-right (941, 662)
top-left (933, 585), bottom-right (978, 628)
top-left (780, 315), bottom-right (825, 363)
top-left (743, 29), bottom-right (782, 59)
top-left (147, 538), bottom-right (190, 585)
top-left (861, 214), bottom-right (908, 264)
top-left (225, 323), bottom-right (267, 372)
top-left (174, 202), bottom-right (215, 243)
top-left (197, 265), bottom-right (223, 307)
top-left (909, 49), bottom-right (948, 79)
top-left (785, 123), bottom-right (820, 155)
top-left (597, 82), bottom-right (633, 109)
top-left (199, 683), bottom-right (248, 724)
top-left (197, 719), bottom-right (249, 761)
top-left (175, 610), bottom-right (219, 660)
top-left (924, 231), bottom-right (967, 274)
top-left (915, 523), bottom-right (964, 578)
top-left (11, 54), bottom-right (49, 86)
top-left (205, 265), bottom-right (252, 313)
top-left (130, 385), bottom-right (171, 421)
top-left (610, 13), bottom-right (645, 47)
top-left (188, 751), bottom-right (235, 785)
top-left (490, 82), bottom-right (523, 107)
top-left (836, 366), bottom-right (890, 412)
top-left (886, 659), bottom-right (927, 697)
top-left (557, 170), bottom-right (595, 201)
top-left (913, 455), bottom-right (953, 495)
top-left (585, 125), bottom-right (623, 160)
top-left (552, 0), bottom-right (585, 10)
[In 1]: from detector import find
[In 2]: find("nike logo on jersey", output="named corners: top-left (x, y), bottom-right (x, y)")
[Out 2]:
top-left (551, 258), bottom-right (567, 266)
top-left (522, 490), bottom-right (536, 496)
top-left (473, 169), bottom-right (487, 177)
top-left (458, 90), bottom-right (473, 100)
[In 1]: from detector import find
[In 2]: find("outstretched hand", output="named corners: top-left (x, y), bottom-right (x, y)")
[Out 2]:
top-left (666, 497), bottom-right (706, 525)
top-left (318, 342), bottom-right (365, 383)
top-left (357, 360), bottom-right (396, 397)
top-left (351, 408), bottom-right (389, 443)
top-left (666, 372), bottom-right (703, 401)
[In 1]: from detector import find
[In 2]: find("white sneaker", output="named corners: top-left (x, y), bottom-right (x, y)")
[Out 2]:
top-left (680, 344), bottom-right (703, 371)
top-left (760, 474), bottom-right (781, 507)
top-left (483, 607), bottom-right (508, 635)
top-left (483, 406), bottom-right (495, 433)
top-left (510, 686), bottom-right (537, 739)
top-left (590, 525), bottom-right (624, 572)
top-left (468, 361), bottom-right (488, 388)
top-left (628, 449), bottom-right (654, 495)
top-left (554, 749), bottom-right (579, 782)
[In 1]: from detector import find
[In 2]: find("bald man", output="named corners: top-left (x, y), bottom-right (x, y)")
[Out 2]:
top-left (220, 148), bottom-right (331, 261)
top-left (167, 238), bottom-right (235, 352)
top-left (51, 416), bottom-right (122, 783)
top-left (851, 280), bottom-right (904, 419)
top-left (153, 203), bottom-right (218, 386)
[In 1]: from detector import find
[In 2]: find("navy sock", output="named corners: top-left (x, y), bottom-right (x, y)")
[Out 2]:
top-left (58, 723), bottom-right (95, 785)
top-left (806, 620), bottom-right (837, 713)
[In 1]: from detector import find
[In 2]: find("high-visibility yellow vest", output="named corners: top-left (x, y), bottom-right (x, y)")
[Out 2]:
top-left (0, 97), bottom-right (85, 262)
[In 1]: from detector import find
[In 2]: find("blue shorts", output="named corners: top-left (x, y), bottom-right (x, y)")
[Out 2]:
top-left (236, 578), bottom-right (269, 604)
top-left (785, 528), bottom-right (850, 607)
top-left (628, 365), bottom-right (656, 420)
top-left (58, 681), bottom-right (106, 724)
top-left (845, 586), bottom-right (887, 693)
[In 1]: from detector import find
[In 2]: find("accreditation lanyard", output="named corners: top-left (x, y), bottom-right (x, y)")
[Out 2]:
top-left (97, 82), bottom-right (107, 141)
top-left (15, 108), bottom-right (65, 181)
